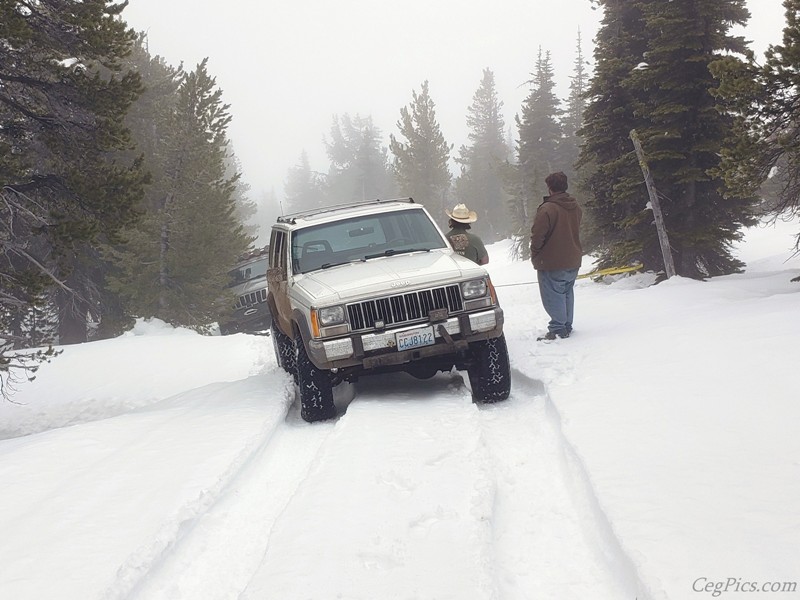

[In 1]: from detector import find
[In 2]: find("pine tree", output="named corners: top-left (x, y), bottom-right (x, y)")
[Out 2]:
top-left (122, 34), bottom-right (184, 177)
top-left (1, 0), bottom-right (146, 386)
top-left (254, 188), bottom-right (281, 242)
top-left (354, 121), bottom-right (396, 202)
top-left (323, 114), bottom-right (395, 203)
top-left (227, 153), bottom-right (258, 238)
top-left (562, 30), bottom-right (589, 187)
top-left (389, 81), bottom-right (453, 217)
top-left (508, 49), bottom-right (563, 259)
top-left (454, 69), bottom-right (510, 242)
top-left (711, 0), bottom-right (800, 254)
top-left (285, 151), bottom-right (326, 213)
top-left (581, 0), bottom-right (756, 278)
top-left (109, 59), bottom-right (251, 330)
top-left (93, 33), bottom-right (183, 339)
top-left (579, 1), bottom-right (650, 260)
top-left (636, 0), bottom-right (755, 277)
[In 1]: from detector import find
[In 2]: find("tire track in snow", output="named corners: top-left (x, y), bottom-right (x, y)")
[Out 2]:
top-left (95, 376), bottom-right (295, 600)
top-left (124, 366), bottom-right (650, 600)
top-left (0, 373), bottom-right (293, 600)
top-left (242, 373), bottom-right (500, 600)
top-left (126, 383), bottom-right (338, 600)
top-left (476, 368), bottom-right (649, 600)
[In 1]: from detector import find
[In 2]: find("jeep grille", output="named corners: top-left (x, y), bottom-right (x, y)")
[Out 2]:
top-left (346, 284), bottom-right (463, 331)
top-left (236, 288), bottom-right (267, 309)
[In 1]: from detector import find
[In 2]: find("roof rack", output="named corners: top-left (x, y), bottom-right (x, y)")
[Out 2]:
top-left (276, 197), bottom-right (414, 224)
top-left (236, 245), bottom-right (269, 263)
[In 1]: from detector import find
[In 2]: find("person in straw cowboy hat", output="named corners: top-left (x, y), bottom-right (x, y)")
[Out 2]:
top-left (444, 203), bottom-right (489, 265)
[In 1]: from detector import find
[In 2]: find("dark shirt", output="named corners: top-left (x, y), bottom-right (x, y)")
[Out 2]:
top-left (446, 227), bottom-right (489, 265)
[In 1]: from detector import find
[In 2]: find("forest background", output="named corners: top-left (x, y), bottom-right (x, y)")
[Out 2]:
top-left (1, 0), bottom-right (798, 392)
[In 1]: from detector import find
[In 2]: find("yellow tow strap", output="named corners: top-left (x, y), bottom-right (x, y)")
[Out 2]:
top-left (577, 263), bottom-right (644, 279)
top-left (494, 262), bottom-right (645, 288)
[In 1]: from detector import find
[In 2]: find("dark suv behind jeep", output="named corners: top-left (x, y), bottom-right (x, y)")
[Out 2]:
top-left (219, 246), bottom-right (272, 335)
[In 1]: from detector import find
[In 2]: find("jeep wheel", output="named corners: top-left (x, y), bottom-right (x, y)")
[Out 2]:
top-left (467, 334), bottom-right (511, 403)
top-left (295, 333), bottom-right (336, 422)
top-left (271, 322), bottom-right (296, 381)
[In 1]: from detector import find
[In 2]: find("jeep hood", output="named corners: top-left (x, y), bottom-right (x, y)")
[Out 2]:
top-left (293, 251), bottom-right (486, 304)
top-left (230, 275), bottom-right (267, 295)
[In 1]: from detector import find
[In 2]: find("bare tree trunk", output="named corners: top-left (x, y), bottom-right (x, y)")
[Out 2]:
top-left (630, 129), bottom-right (676, 279)
top-left (56, 288), bottom-right (89, 345)
top-left (58, 303), bottom-right (88, 344)
top-left (159, 192), bottom-right (173, 312)
top-left (680, 177), bottom-right (698, 275)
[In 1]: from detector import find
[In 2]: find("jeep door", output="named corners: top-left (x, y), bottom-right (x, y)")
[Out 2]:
top-left (267, 229), bottom-right (292, 335)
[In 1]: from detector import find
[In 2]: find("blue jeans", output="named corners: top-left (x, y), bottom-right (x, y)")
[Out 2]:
top-left (537, 268), bottom-right (579, 334)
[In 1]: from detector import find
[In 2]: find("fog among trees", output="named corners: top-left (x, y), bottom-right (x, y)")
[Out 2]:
top-left (2, 0), bottom-right (799, 388)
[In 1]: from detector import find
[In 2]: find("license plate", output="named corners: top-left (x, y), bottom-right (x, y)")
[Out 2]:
top-left (395, 326), bottom-right (435, 351)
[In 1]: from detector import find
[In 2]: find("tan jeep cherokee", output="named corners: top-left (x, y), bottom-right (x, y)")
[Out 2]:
top-left (267, 198), bottom-right (510, 422)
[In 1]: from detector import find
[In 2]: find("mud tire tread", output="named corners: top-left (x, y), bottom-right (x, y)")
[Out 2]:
top-left (467, 334), bottom-right (511, 403)
top-left (295, 333), bottom-right (336, 422)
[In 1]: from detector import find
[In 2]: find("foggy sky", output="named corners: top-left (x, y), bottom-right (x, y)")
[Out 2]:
top-left (122, 0), bottom-right (787, 208)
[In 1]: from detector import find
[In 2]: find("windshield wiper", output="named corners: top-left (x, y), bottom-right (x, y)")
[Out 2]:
top-left (319, 258), bottom-right (366, 269)
top-left (364, 248), bottom-right (431, 260)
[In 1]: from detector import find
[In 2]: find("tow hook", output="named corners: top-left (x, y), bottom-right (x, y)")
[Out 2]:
top-left (437, 324), bottom-right (455, 347)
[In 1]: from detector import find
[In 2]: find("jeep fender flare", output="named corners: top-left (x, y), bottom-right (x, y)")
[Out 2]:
top-left (267, 292), bottom-right (313, 351)
top-left (266, 295), bottom-right (282, 334)
top-left (291, 309), bottom-right (313, 344)
top-left (266, 294), bottom-right (280, 327)
top-left (267, 293), bottom-right (299, 337)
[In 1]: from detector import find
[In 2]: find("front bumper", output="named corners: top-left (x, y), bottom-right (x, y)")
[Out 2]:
top-left (306, 307), bottom-right (504, 371)
top-left (221, 303), bottom-right (272, 334)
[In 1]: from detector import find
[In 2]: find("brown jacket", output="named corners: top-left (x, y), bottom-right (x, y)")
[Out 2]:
top-left (530, 192), bottom-right (583, 271)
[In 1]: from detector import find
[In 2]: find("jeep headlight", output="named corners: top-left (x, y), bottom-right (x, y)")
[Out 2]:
top-left (311, 304), bottom-right (345, 337)
top-left (460, 279), bottom-right (487, 299)
top-left (317, 305), bottom-right (346, 327)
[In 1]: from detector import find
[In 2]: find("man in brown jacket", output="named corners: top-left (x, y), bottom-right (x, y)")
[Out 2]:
top-left (530, 171), bottom-right (583, 340)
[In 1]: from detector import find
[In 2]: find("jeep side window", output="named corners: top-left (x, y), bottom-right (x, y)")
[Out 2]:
top-left (277, 236), bottom-right (287, 273)
top-left (269, 230), bottom-right (287, 273)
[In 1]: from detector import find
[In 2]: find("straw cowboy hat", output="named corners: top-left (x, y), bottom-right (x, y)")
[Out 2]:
top-left (446, 203), bottom-right (478, 223)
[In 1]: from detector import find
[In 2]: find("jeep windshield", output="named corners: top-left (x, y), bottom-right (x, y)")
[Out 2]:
top-left (291, 209), bottom-right (447, 274)
top-left (227, 257), bottom-right (269, 287)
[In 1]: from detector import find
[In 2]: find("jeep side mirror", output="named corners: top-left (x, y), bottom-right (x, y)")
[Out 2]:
top-left (267, 267), bottom-right (285, 283)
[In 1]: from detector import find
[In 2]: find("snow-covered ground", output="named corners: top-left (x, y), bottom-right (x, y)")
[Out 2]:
top-left (1, 218), bottom-right (798, 600)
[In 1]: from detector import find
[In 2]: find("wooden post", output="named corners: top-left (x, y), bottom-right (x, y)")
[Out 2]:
top-left (630, 129), bottom-right (676, 279)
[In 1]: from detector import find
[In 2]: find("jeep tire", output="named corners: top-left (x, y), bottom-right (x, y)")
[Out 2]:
top-left (272, 322), bottom-right (296, 381)
top-left (295, 332), bottom-right (337, 422)
top-left (467, 334), bottom-right (511, 403)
